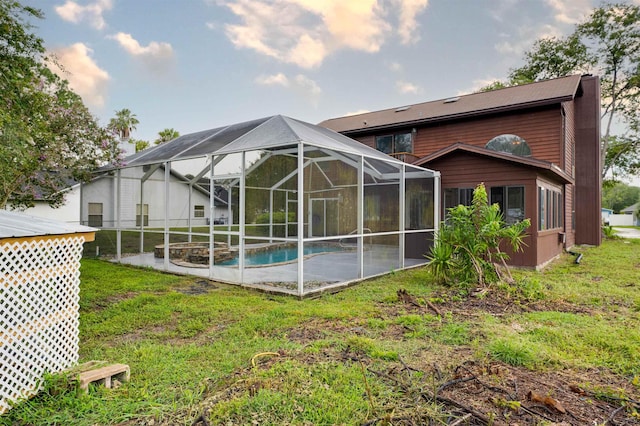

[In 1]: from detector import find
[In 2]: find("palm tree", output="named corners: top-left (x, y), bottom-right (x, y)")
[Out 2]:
top-left (108, 108), bottom-right (139, 141)
top-left (154, 128), bottom-right (180, 145)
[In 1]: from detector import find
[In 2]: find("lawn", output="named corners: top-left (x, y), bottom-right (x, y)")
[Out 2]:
top-left (3, 239), bottom-right (640, 425)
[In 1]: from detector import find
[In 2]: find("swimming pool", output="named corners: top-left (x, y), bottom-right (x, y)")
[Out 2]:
top-left (218, 244), bottom-right (344, 266)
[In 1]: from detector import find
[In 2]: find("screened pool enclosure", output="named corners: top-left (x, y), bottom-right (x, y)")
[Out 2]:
top-left (96, 116), bottom-right (440, 296)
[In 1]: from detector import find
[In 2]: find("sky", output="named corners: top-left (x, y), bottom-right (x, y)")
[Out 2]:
top-left (29, 0), bottom-right (640, 184)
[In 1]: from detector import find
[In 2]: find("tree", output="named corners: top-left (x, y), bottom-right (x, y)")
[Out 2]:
top-left (0, 0), bottom-right (119, 209)
top-left (484, 2), bottom-right (640, 181)
top-left (601, 182), bottom-right (640, 212)
top-left (131, 138), bottom-right (150, 152)
top-left (108, 108), bottom-right (139, 140)
top-left (154, 128), bottom-right (179, 145)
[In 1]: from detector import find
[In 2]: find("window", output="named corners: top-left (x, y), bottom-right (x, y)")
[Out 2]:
top-left (538, 186), bottom-right (563, 231)
top-left (485, 134), bottom-right (531, 156)
top-left (490, 186), bottom-right (525, 224)
top-left (443, 188), bottom-right (474, 216)
top-left (375, 132), bottom-right (413, 154)
top-left (136, 203), bottom-right (149, 227)
top-left (194, 205), bottom-right (205, 218)
top-left (88, 203), bottom-right (103, 227)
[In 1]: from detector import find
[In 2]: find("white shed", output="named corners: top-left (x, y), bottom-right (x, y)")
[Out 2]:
top-left (0, 211), bottom-right (95, 413)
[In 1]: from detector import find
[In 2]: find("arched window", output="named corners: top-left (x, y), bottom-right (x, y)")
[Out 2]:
top-left (485, 134), bottom-right (531, 156)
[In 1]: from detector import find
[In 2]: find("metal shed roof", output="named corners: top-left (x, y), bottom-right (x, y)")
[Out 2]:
top-left (0, 210), bottom-right (96, 239)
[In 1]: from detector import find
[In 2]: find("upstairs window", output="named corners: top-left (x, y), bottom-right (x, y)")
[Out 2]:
top-left (485, 134), bottom-right (531, 156)
top-left (376, 132), bottom-right (413, 155)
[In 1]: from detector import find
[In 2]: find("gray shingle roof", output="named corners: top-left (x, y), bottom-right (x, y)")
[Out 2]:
top-left (0, 210), bottom-right (96, 239)
top-left (319, 75), bottom-right (583, 133)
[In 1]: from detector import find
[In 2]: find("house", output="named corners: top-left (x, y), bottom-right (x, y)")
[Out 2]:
top-left (81, 165), bottom-right (228, 229)
top-left (19, 164), bottom-right (229, 229)
top-left (320, 75), bottom-right (601, 268)
top-left (620, 202), bottom-right (640, 226)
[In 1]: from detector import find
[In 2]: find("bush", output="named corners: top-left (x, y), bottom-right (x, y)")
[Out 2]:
top-left (427, 183), bottom-right (530, 286)
top-left (255, 211), bottom-right (295, 224)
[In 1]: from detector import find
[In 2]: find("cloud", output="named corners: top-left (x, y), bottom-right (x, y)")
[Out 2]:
top-left (458, 77), bottom-right (504, 95)
top-left (396, 80), bottom-right (421, 94)
top-left (545, 0), bottom-right (591, 24)
top-left (294, 74), bottom-right (321, 97)
top-left (396, 0), bottom-right (429, 44)
top-left (255, 73), bottom-right (290, 86)
top-left (494, 23), bottom-right (561, 56)
top-left (109, 32), bottom-right (173, 58)
top-left (217, 0), bottom-right (428, 68)
top-left (55, 0), bottom-right (112, 30)
top-left (49, 43), bottom-right (110, 108)
top-left (389, 62), bottom-right (403, 72)
top-left (254, 72), bottom-right (321, 103)
top-left (344, 109), bottom-right (371, 116)
top-left (108, 32), bottom-right (175, 77)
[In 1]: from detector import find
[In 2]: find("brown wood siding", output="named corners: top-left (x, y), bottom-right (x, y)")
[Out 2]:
top-left (537, 232), bottom-right (563, 267)
top-left (354, 135), bottom-right (375, 149)
top-left (574, 76), bottom-right (601, 246)
top-left (413, 106), bottom-right (563, 165)
top-left (565, 183), bottom-right (575, 248)
top-left (429, 153), bottom-right (537, 187)
top-left (562, 101), bottom-right (576, 175)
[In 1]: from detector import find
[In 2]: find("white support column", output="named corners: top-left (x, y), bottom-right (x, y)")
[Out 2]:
top-left (399, 164), bottom-right (406, 269)
top-left (188, 182), bottom-right (193, 243)
top-left (116, 169), bottom-right (121, 262)
top-left (163, 162), bottom-right (170, 271)
top-left (239, 152), bottom-right (246, 284)
top-left (269, 189), bottom-right (274, 243)
top-left (209, 156), bottom-right (215, 279)
top-left (79, 182), bottom-right (84, 226)
top-left (297, 142), bottom-right (304, 295)
top-left (139, 176), bottom-right (144, 254)
top-left (434, 171), bottom-right (441, 237)
top-left (357, 155), bottom-right (364, 279)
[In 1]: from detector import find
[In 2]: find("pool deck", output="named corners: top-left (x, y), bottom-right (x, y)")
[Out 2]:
top-left (116, 246), bottom-right (426, 291)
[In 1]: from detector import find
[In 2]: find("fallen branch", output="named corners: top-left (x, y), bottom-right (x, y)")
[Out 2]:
top-left (605, 405), bottom-right (626, 425)
top-left (367, 367), bottom-right (490, 425)
top-left (191, 413), bottom-right (210, 426)
top-left (449, 413), bottom-right (472, 426)
top-left (426, 300), bottom-right (443, 317)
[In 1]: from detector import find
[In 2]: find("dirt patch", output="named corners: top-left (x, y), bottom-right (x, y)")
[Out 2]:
top-left (175, 279), bottom-right (218, 295)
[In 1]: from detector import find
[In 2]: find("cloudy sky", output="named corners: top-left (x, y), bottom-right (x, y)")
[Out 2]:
top-left (31, 0), bottom-right (631, 146)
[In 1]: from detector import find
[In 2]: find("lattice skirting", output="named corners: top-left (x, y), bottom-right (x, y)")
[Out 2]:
top-left (1, 236), bottom-right (85, 414)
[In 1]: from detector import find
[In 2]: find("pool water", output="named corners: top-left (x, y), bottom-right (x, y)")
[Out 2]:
top-left (218, 245), bottom-right (343, 266)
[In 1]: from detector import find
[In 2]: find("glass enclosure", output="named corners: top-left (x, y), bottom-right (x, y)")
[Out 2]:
top-left (87, 116), bottom-right (439, 296)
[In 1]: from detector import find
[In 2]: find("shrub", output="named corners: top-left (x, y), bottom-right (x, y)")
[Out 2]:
top-left (427, 183), bottom-right (530, 286)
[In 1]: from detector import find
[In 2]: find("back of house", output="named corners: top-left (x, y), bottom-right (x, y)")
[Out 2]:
top-left (320, 74), bottom-right (602, 268)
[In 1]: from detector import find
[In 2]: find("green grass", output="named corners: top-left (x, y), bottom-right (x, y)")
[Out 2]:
top-left (3, 239), bottom-right (640, 425)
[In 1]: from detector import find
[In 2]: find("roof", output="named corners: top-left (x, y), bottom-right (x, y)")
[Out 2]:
top-left (112, 115), bottom-right (404, 169)
top-left (0, 210), bottom-right (96, 239)
top-left (414, 142), bottom-right (574, 184)
top-left (621, 202), bottom-right (639, 213)
top-left (319, 75), bottom-right (583, 134)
